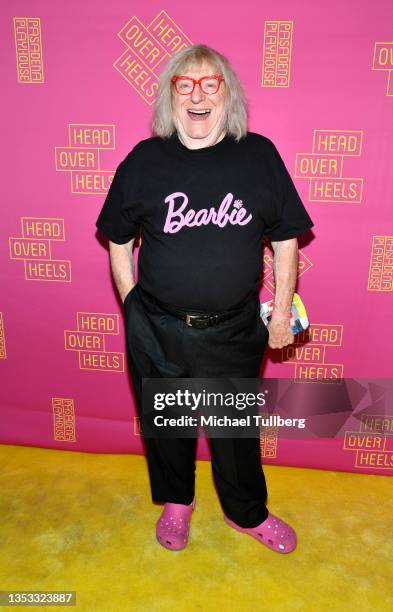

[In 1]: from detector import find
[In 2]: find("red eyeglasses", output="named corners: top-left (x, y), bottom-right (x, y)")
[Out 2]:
top-left (171, 75), bottom-right (225, 95)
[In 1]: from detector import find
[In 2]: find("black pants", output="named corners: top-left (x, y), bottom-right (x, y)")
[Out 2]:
top-left (124, 283), bottom-right (270, 528)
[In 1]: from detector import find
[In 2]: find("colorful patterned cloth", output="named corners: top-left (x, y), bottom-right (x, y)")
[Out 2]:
top-left (260, 293), bottom-right (309, 334)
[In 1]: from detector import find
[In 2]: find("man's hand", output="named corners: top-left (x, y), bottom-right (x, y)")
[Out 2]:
top-left (267, 315), bottom-right (294, 349)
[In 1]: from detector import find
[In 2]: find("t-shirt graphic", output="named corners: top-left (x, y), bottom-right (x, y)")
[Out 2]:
top-left (163, 192), bottom-right (253, 233)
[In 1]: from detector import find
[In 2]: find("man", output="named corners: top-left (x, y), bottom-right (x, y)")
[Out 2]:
top-left (95, 44), bottom-right (314, 553)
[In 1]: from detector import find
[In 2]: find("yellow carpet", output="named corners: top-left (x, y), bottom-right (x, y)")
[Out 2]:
top-left (0, 444), bottom-right (392, 612)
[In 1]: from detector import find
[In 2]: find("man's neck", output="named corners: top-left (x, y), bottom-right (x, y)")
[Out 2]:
top-left (177, 128), bottom-right (226, 150)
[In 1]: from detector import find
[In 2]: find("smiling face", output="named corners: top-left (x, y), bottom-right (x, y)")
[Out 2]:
top-left (171, 61), bottom-right (227, 149)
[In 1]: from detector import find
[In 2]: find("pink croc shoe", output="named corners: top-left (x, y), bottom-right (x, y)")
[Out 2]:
top-left (156, 497), bottom-right (196, 551)
top-left (224, 511), bottom-right (297, 554)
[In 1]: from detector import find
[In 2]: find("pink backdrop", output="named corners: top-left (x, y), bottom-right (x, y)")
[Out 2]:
top-left (1, 1), bottom-right (392, 475)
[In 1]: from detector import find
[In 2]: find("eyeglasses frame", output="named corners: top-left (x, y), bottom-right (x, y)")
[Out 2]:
top-left (171, 74), bottom-right (225, 95)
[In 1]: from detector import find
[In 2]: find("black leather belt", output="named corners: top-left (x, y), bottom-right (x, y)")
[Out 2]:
top-left (138, 286), bottom-right (252, 329)
top-left (180, 310), bottom-right (241, 329)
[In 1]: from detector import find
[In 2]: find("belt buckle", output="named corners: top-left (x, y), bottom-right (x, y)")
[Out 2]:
top-left (185, 313), bottom-right (209, 328)
top-left (185, 313), bottom-right (220, 328)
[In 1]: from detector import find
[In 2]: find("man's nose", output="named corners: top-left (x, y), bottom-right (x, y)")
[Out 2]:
top-left (191, 83), bottom-right (204, 102)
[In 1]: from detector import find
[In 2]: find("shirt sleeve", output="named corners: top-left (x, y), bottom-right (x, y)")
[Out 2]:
top-left (95, 153), bottom-right (140, 244)
top-left (263, 140), bottom-right (314, 241)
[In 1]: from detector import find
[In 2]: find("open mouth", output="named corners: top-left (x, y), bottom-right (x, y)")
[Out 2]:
top-left (187, 109), bottom-right (212, 121)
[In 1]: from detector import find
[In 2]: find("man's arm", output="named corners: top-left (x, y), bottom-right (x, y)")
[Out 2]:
top-left (109, 238), bottom-right (136, 303)
top-left (268, 237), bottom-right (298, 349)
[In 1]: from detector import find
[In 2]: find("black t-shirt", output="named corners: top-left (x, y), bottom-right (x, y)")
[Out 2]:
top-left (95, 131), bottom-right (314, 310)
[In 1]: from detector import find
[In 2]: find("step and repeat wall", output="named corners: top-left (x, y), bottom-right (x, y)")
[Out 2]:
top-left (1, 1), bottom-right (392, 475)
